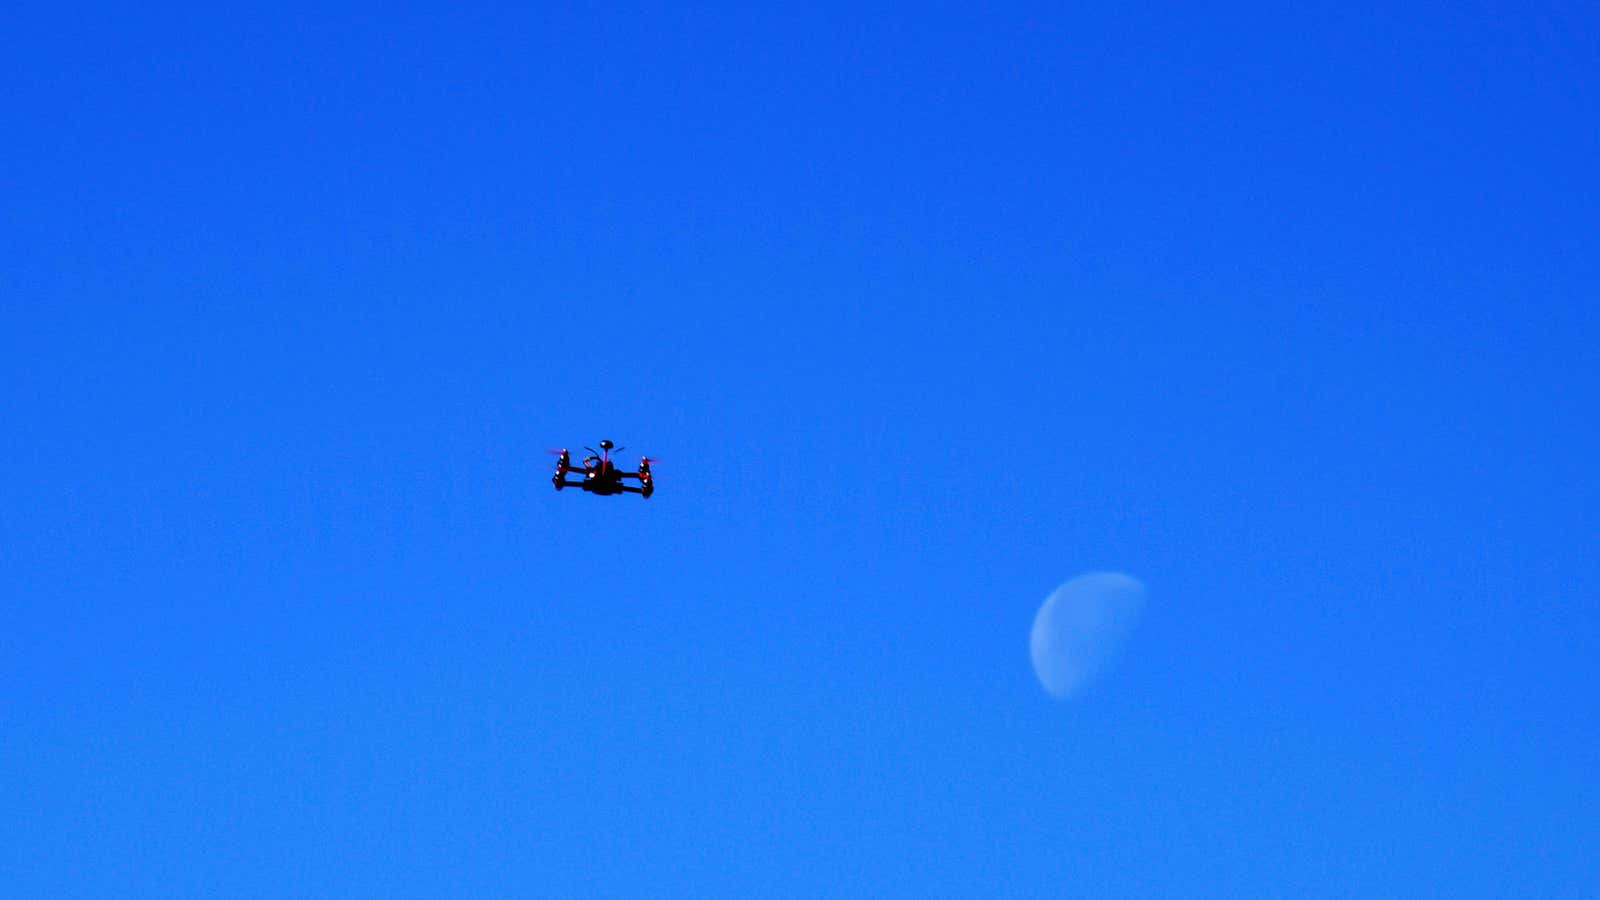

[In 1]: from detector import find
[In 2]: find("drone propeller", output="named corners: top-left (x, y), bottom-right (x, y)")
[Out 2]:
top-left (549, 443), bottom-right (652, 469)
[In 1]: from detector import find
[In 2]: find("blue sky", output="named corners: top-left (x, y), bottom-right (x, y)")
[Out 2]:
top-left (4, 2), bottom-right (1597, 895)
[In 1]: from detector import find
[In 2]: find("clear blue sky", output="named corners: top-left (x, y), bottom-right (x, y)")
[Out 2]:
top-left (4, 3), bottom-right (1597, 895)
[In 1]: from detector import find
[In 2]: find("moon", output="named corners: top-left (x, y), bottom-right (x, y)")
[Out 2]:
top-left (1029, 572), bottom-right (1146, 698)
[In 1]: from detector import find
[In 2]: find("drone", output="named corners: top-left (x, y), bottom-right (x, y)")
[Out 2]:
top-left (551, 439), bottom-right (654, 498)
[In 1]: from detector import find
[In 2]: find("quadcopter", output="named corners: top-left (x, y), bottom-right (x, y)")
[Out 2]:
top-left (551, 439), bottom-right (654, 498)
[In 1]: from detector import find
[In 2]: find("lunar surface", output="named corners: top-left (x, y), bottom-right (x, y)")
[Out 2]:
top-left (1029, 572), bottom-right (1146, 698)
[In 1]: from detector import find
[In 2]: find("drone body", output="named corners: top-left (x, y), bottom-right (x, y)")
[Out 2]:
top-left (552, 439), bottom-right (654, 498)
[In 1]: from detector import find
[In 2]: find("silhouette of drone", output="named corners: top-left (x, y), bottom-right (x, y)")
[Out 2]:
top-left (550, 440), bottom-right (654, 498)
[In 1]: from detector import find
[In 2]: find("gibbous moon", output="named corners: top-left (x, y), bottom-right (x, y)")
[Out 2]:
top-left (1030, 572), bottom-right (1146, 698)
